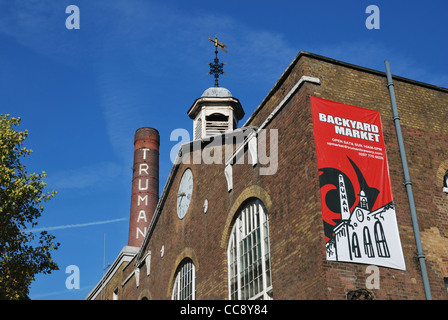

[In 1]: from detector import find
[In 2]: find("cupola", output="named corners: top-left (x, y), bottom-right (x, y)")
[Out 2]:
top-left (187, 87), bottom-right (244, 139)
top-left (187, 36), bottom-right (244, 140)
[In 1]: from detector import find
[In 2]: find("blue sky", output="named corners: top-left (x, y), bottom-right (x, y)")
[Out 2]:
top-left (0, 0), bottom-right (446, 300)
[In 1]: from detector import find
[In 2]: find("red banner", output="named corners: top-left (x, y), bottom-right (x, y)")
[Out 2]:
top-left (311, 96), bottom-right (405, 270)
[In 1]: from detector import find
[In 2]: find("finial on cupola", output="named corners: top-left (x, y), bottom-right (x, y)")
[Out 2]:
top-left (207, 36), bottom-right (227, 87)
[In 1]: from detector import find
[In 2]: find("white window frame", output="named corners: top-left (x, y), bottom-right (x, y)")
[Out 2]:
top-left (227, 199), bottom-right (273, 300)
top-left (171, 259), bottom-right (196, 300)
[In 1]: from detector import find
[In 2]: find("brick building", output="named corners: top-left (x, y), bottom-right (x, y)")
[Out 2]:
top-left (86, 51), bottom-right (448, 300)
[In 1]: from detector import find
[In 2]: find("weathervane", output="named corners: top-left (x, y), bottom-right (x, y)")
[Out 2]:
top-left (207, 36), bottom-right (227, 87)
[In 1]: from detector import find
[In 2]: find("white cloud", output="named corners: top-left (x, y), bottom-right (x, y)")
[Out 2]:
top-left (2, 1), bottom-right (445, 166)
top-left (307, 40), bottom-right (448, 88)
top-left (46, 161), bottom-right (128, 190)
top-left (26, 217), bottom-right (127, 233)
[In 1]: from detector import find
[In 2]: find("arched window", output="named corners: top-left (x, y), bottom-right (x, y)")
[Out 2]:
top-left (227, 199), bottom-right (272, 300)
top-left (171, 258), bottom-right (195, 300)
top-left (206, 113), bottom-right (228, 122)
top-left (363, 227), bottom-right (375, 258)
top-left (352, 233), bottom-right (361, 258)
top-left (374, 221), bottom-right (390, 258)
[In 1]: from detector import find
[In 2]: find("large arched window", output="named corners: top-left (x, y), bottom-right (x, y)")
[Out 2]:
top-left (171, 258), bottom-right (195, 300)
top-left (227, 199), bottom-right (273, 300)
top-left (352, 233), bottom-right (361, 258)
top-left (374, 221), bottom-right (390, 258)
top-left (363, 227), bottom-right (375, 258)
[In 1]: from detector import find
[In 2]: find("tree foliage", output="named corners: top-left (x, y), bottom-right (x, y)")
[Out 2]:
top-left (0, 115), bottom-right (59, 300)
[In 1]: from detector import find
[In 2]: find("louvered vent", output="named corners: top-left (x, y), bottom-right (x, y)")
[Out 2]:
top-left (205, 113), bottom-right (229, 136)
top-left (194, 118), bottom-right (202, 140)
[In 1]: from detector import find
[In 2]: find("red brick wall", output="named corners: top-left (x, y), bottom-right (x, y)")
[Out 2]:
top-left (298, 53), bottom-right (448, 299)
top-left (93, 52), bottom-right (448, 300)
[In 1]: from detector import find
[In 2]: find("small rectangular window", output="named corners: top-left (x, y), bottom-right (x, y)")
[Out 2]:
top-left (113, 288), bottom-right (118, 300)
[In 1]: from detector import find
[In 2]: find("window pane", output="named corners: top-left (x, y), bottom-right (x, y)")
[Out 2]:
top-left (172, 259), bottom-right (195, 300)
top-left (227, 201), bottom-right (272, 300)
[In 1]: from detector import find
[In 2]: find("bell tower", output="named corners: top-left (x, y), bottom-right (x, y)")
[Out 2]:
top-left (188, 87), bottom-right (244, 139)
top-left (187, 36), bottom-right (244, 140)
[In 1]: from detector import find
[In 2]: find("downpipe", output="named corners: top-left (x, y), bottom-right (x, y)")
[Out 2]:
top-left (384, 60), bottom-right (432, 300)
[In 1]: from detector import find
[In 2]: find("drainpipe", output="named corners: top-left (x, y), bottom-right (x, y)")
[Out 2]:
top-left (384, 60), bottom-right (432, 300)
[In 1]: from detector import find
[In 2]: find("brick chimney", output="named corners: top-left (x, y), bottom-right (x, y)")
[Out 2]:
top-left (128, 127), bottom-right (159, 247)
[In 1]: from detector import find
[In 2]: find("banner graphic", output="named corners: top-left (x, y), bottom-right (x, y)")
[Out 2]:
top-left (311, 96), bottom-right (405, 270)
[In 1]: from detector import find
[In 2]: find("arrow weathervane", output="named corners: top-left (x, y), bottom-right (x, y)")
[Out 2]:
top-left (207, 36), bottom-right (227, 87)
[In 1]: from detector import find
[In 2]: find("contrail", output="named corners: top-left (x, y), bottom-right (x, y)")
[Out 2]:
top-left (26, 217), bottom-right (128, 233)
top-left (30, 284), bottom-right (94, 299)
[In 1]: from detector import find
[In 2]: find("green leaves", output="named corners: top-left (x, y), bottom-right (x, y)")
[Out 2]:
top-left (0, 114), bottom-right (59, 300)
